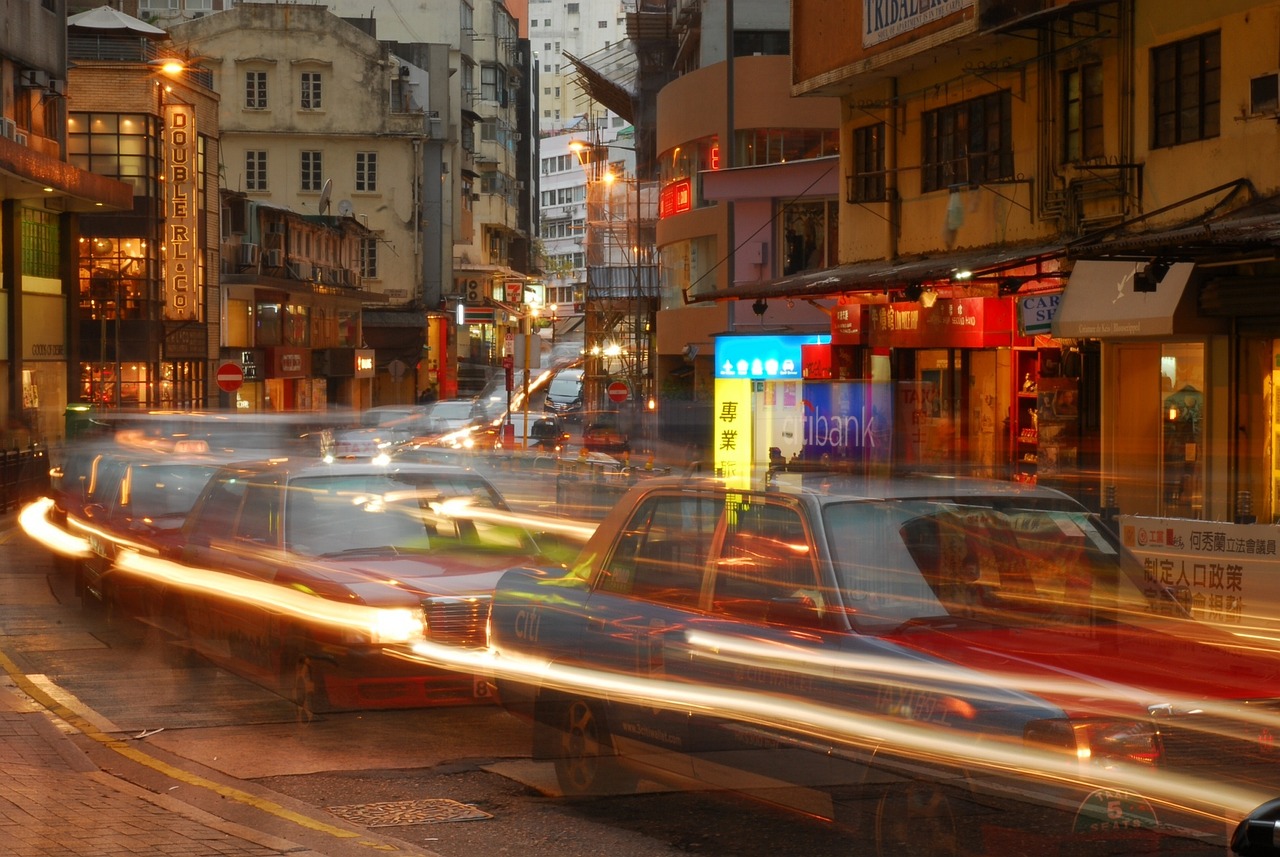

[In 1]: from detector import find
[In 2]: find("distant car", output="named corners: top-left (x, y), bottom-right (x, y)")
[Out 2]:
top-left (544, 367), bottom-right (584, 420)
top-left (425, 398), bottom-right (485, 434)
top-left (487, 473), bottom-right (1280, 854)
top-left (135, 458), bottom-right (555, 715)
top-left (582, 412), bottom-right (629, 453)
top-left (328, 427), bottom-right (409, 460)
top-left (361, 405), bottom-right (433, 436)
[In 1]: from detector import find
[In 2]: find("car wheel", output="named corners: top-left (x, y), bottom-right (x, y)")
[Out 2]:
top-left (875, 780), bottom-right (960, 857)
top-left (552, 697), bottom-right (638, 797)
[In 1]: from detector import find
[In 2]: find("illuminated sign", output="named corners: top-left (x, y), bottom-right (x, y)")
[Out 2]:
top-left (164, 103), bottom-right (198, 321)
top-left (714, 378), bottom-right (752, 489)
top-left (659, 178), bottom-right (692, 219)
top-left (714, 334), bottom-right (830, 380)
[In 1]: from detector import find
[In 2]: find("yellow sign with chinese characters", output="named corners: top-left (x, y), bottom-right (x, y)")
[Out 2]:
top-left (714, 379), bottom-right (753, 489)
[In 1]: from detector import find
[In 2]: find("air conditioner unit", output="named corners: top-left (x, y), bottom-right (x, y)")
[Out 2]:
top-left (18, 69), bottom-right (49, 89)
top-left (47, 79), bottom-right (65, 96)
top-left (514, 132), bottom-right (523, 142)
top-left (515, 180), bottom-right (526, 191)
top-left (0, 118), bottom-right (15, 140)
top-left (295, 260), bottom-right (312, 279)
top-left (14, 132), bottom-right (28, 146)
top-left (264, 248), bottom-right (282, 267)
top-left (1251, 72), bottom-right (1279, 115)
top-left (239, 243), bottom-right (260, 266)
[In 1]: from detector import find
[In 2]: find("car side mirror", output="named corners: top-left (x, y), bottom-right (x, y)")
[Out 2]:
top-left (1234, 799), bottom-right (1280, 855)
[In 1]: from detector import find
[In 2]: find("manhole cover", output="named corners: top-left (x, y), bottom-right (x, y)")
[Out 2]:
top-left (325, 798), bottom-right (493, 827)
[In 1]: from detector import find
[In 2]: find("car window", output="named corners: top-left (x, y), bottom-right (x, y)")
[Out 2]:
top-left (596, 493), bottom-right (720, 607)
top-left (192, 471), bottom-right (251, 535)
top-left (126, 463), bottom-right (220, 518)
top-left (237, 482), bottom-right (283, 546)
top-left (710, 499), bottom-right (823, 624)
top-left (823, 499), bottom-right (1141, 632)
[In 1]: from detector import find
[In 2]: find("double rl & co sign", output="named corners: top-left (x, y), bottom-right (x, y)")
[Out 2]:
top-left (164, 103), bottom-right (199, 321)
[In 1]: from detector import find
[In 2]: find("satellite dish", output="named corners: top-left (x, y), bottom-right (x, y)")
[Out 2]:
top-left (337, 199), bottom-right (355, 217)
top-left (318, 178), bottom-right (333, 214)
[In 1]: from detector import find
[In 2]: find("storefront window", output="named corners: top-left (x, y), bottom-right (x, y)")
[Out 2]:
top-left (661, 235), bottom-right (718, 304)
top-left (285, 303), bottom-right (310, 346)
top-left (1161, 343), bottom-right (1205, 518)
top-left (256, 299), bottom-right (283, 346)
top-left (225, 298), bottom-right (253, 347)
top-left (79, 237), bottom-right (155, 321)
top-left (736, 128), bottom-right (838, 167)
top-left (338, 308), bottom-right (359, 347)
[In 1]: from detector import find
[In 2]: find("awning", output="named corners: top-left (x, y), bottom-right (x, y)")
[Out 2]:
top-left (687, 241), bottom-right (1066, 303)
top-left (1052, 260), bottom-right (1199, 338)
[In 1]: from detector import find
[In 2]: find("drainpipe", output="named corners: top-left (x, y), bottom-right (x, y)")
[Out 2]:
top-left (724, 0), bottom-right (736, 331)
top-left (887, 77), bottom-right (899, 260)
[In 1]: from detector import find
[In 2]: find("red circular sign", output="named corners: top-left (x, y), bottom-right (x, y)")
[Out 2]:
top-left (607, 380), bottom-right (630, 403)
top-left (216, 362), bottom-right (244, 393)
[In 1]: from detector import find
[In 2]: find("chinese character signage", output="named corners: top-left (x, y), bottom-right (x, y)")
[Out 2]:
top-left (164, 103), bottom-right (198, 321)
top-left (659, 178), bottom-right (692, 219)
top-left (714, 379), bottom-right (753, 489)
top-left (1120, 515), bottom-right (1280, 629)
top-left (715, 334), bottom-right (830, 380)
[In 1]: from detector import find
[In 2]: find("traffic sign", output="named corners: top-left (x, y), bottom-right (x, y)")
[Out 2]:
top-left (607, 380), bottom-right (630, 403)
top-left (216, 362), bottom-right (244, 393)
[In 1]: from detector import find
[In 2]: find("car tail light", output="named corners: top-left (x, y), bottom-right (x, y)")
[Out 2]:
top-left (1025, 718), bottom-right (1162, 768)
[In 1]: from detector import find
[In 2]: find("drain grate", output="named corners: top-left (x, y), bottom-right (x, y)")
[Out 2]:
top-left (325, 798), bottom-right (493, 827)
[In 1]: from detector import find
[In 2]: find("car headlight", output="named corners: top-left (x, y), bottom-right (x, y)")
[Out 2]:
top-left (369, 607), bottom-right (427, 645)
top-left (1025, 718), bottom-right (1161, 768)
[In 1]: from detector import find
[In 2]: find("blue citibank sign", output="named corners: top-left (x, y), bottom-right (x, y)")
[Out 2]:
top-left (715, 334), bottom-right (831, 380)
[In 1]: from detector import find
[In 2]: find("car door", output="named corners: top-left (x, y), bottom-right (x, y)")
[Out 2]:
top-left (679, 496), bottom-right (848, 809)
top-left (577, 489), bottom-right (722, 780)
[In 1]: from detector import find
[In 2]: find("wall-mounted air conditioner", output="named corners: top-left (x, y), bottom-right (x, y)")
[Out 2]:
top-left (1251, 72), bottom-right (1279, 115)
top-left (264, 248), bottom-right (282, 267)
top-left (14, 132), bottom-right (28, 146)
top-left (18, 69), bottom-right (49, 89)
top-left (239, 243), bottom-right (259, 266)
top-left (0, 118), bottom-right (16, 140)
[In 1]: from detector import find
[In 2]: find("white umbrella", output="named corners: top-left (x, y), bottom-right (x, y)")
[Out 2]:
top-left (67, 5), bottom-right (166, 35)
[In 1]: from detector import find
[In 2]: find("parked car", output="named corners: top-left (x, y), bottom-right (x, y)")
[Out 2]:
top-left (544, 367), bottom-right (584, 420)
top-left (486, 473), bottom-right (1280, 855)
top-left (581, 412), bottom-right (630, 453)
top-left (127, 458), bottom-right (555, 716)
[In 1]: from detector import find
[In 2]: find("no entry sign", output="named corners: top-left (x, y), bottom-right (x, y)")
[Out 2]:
top-left (607, 380), bottom-right (630, 403)
top-left (216, 362), bottom-right (244, 393)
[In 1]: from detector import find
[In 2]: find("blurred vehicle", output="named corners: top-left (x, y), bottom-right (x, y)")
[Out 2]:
top-left (361, 404), bottom-right (433, 437)
top-left (425, 398), bottom-right (485, 435)
top-left (582, 412), bottom-right (629, 453)
top-left (135, 458), bottom-right (553, 715)
top-left (72, 446), bottom-right (230, 616)
top-left (327, 427), bottom-right (409, 460)
top-left (486, 473), bottom-right (1280, 854)
top-left (475, 412), bottom-right (569, 452)
top-left (544, 367), bottom-right (584, 420)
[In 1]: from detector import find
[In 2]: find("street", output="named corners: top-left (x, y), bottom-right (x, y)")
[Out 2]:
top-left (0, 510), bottom-right (864, 857)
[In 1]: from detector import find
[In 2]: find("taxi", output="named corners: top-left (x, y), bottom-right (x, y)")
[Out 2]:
top-left (131, 458), bottom-right (555, 716)
top-left (485, 473), bottom-right (1280, 855)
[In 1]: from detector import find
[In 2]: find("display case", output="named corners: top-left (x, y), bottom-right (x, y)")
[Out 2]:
top-left (1012, 348), bottom-right (1040, 483)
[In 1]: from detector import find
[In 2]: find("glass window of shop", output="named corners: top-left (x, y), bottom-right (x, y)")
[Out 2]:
top-left (79, 237), bottom-right (157, 321)
top-left (736, 128), bottom-right (839, 167)
top-left (226, 298), bottom-right (253, 347)
top-left (338, 308), bottom-right (359, 347)
top-left (660, 234), bottom-right (718, 305)
top-left (256, 298), bottom-right (283, 346)
top-left (779, 200), bottom-right (838, 275)
top-left (285, 303), bottom-right (310, 346)
top-left (659, 135), bottom-right (716, 210)
top-left (1160, 342), bottom-right (1205, 518)
top-left (67, 113), bottom-right (160, 198)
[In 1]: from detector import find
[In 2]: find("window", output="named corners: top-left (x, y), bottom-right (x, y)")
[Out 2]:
top-left (356, 151), bottom-right (377, 192)
top-left (596, 494), bottom-right (720, 607)
top-left (300, 72), bottom-right (322, 110)
top-left (67, 112), bottom-right (161, 197)
top-left (301, 150), bottom-right (322, 191)
top-left (1151, 31), bottom-right (1220, 148)
top-left (921, 90), bottom-right (1012, 192)
top-left (566, 3), bottom-right (578, 12)
top-left (245, 150), bottom-right (267, 191)
top-left (598, 20), bottom-right (606, 28)
top-left (1062, 64), bottom-right (1104, 162)
top-left (245, 71), bottom-right (267, 109)
top-left (360, 237), bottom-right (378, 279)
top-left (851, 123), bottom-right (886, 202)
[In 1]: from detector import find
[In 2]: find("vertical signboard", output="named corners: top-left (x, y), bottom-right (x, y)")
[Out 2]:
top-left (164, 102), bottom-right (198, 321)
top-left (714, 379), bottom-right (753, 489)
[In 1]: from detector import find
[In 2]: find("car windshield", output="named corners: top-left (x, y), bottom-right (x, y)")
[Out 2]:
top-left (823, 499), bottom-right (1153, 633)
top-left (548, 376), bottom-right (580, 398)
top-left (431, 401), bottom-right (475, 420)
top-left (128, 463), bottom-right (221, 518)
top-left (282, 472), bottom-right (530, 557)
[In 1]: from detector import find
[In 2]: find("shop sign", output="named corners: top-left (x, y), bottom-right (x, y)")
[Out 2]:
top-left (713, 378), bottom-right (753, 489)
top-left (164, 102), bottom-right (199, 322)
top-left (164, 321), bottom-right (207, 359)
top-left (863, 0), bottom-right (972, 48)
top-left (867, 297), bottom-right (1024, 348)
top-left (354, 349), bottom-right (376, 378)
top-left (715, 334), bottom-right (830, 380)
top-left (1018, 291), bottom-right (1062, 336)
top-left (236, 349), bottom-right (263, 381)
top-left (659, 178), bottom-right (692, 219)
top-left (1119, 515), bottom-right (1280, 629)
top-left (799, 382), bottom-right (892, 463)
top-left (832, 300), bottom-right (866, 344)
top-left (267, 347), bottom-right (310, 378)
top-left (802, 343), bottom-right (832, 379)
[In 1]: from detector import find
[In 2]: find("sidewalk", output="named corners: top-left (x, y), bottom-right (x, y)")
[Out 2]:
top-left (0, 511), bottom-right (440, 857)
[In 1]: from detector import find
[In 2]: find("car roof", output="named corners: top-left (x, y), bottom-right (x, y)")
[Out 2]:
top-left (208, 457), bottom-right (482, 482)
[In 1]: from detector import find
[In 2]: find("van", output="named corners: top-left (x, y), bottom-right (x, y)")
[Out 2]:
top-left (544, 368), bottom-right (584, 420)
